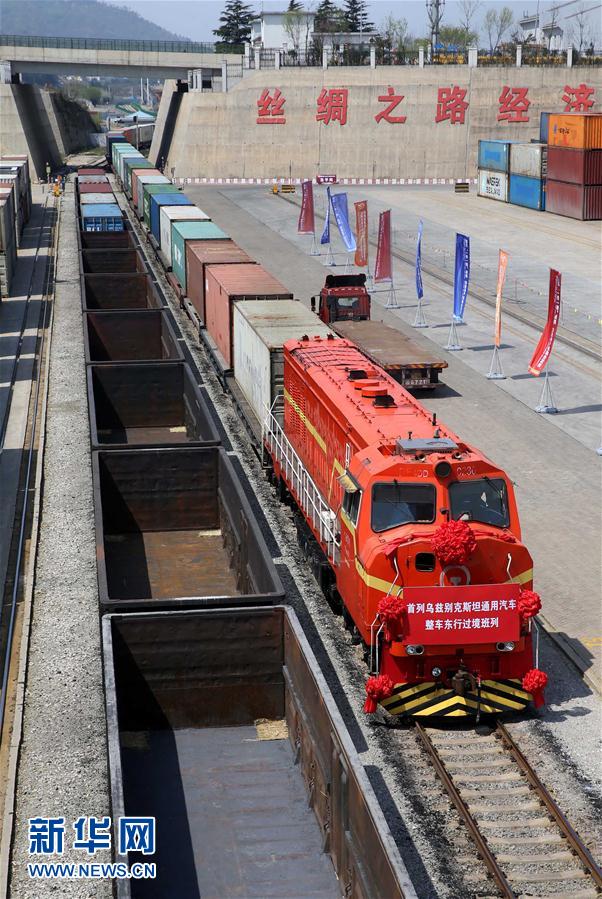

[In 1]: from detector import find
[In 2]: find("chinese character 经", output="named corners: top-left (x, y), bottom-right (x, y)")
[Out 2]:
top-left (118, 817), bottom-right (156, 856)
top-left (29, 818), bottom-right (65, 855)
top-left (316, 88), bottom-right (348, 126)
top-left (435, 86), bottom-right (468, 125)
top-left (73, 817), bottom-right (111, 855)
top-left (256, 88), bottom-right (286, 125)
top-left (498, 86), bottom-right (530, 123)
top-left (374, 86), bottom-right (406, 124)
top-left (562, 83), bottom-right (595, 112)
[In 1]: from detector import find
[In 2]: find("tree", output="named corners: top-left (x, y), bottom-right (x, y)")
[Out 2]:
top-left (213, 0), bottom-right (254, 45)
top-left (342, 0), bottom-right (373, 32)
top-left (314, 0), bottom-right (345, 32)
top-left (439, 25), bottom-right (477, 48)
top-left (381, 14), bottom-right (411, 50)
top-left (570, 4), bottom-right (591, 53)
top-left (484, 6), bottom-right (513, 54)
top-left (458, 0), bottom-right (481, 46)
top-left (288, 0), bottom-right (303, 9)
top-left (283, 9), bottom-right (313, 53)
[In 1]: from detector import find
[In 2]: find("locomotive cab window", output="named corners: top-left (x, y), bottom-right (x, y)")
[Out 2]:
top-left (449, 478), bottom-right (509, 528)
top-left (371, 483), bottom-right (436, 533)
top-left (342, 488), bottom-right (361, 526)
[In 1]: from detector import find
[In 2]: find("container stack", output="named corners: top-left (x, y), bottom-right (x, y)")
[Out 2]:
top-left (509, 143), bottom-right (547, 211)
top-left (0, 189), bottom-right (17, 301)
top-left (76, 167), bottom-right (123, 233)
top-left (0, 155), bottom-right (32, 247)
top-left (477, 140), bottom-right (512, 202)
top-left (546, 113), bottom-right (602, 221)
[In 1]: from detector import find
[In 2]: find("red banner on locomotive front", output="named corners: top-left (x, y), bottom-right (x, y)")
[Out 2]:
top-left (403, 584), bottom-right (521, 645)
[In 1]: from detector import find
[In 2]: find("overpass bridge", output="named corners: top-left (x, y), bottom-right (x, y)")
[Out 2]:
top-left (0, 35), bottom-right (240, 80)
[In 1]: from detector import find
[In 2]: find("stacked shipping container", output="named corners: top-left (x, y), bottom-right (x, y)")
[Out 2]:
top-left (478, 140), bottom-right (547, 211)
top-left (0, 156), bottom-right (31, 299)
top-left (546, 113), bottom-right (602, 221)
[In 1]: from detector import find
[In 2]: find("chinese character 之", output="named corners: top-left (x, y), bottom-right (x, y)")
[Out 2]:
top-left (375, 87), bottom-right (406, 124)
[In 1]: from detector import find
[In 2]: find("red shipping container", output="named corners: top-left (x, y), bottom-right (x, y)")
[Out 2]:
top-left (131, 168), bottom-right (161, 209)
top-left (79, 182), bottom-right (114, 194)
top-left (546, 147), bottom-right (602, 185)
top-left (186, 239), bottom-right (254, 324)
top-left (78, 167), bottom-right (107, 175)
top-left (546, 180), bottom-right (602, 220)
top-left (204, 263), bottom-right (292, 369)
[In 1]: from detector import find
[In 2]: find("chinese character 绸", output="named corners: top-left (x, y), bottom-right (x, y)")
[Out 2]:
top-left (256, 88), bottom-right (286, 125)
top-left (562, 83), bottom-right (595, 112)
top-left (374, 87), bottom-right (406, 124)
top-left (29, 818), bottom-right (65, 855)
top-left (316, 88), bottom-right (348, 126)
top-left (435, 86), bottom-right (468, 125)
top-left (498, 86), bottom-right (530, 123)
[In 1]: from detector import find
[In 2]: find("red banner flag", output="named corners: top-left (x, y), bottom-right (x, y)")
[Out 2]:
top-left (528, 269), bottom-right (561, 375)
top-left (298, 180), bottom-right (315, 234)
top-left (354, 200), bottom-right (368, 267)
top-left (374, 209), bottom-right (392, 282)
top-left (494, 249), bottom-right (509, 348)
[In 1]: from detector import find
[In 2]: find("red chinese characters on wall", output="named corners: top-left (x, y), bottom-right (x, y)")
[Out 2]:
top-left (374, 87), bottom-right (406, 124)
top-left (562, 83), bottom-right (595, 112)
top-left (435, 86), bottom-right (469, 124)
top-left (256, 88), bottom-right (286, 124)
top-left (316, 88), bottom-right (348, 126)
top-left (498, 86), bottom-right (530, 122)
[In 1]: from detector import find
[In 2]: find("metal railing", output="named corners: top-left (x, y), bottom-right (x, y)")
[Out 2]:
top-left (263, 401), bottom-right (340, 564)
top-left (0, 34), bottom-right (216, 54)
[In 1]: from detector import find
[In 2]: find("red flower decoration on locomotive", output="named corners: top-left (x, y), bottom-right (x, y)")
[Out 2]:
top-left (432, 519), bottom-right (477, 565)
top-left (363, 674), bottom-right (395, 713)
top-left (518, 588), bottom-right (541, 622)
top-left (522, 668), bottom-right (548, 707)
top-left (377, 594), bottom-right (407, 641)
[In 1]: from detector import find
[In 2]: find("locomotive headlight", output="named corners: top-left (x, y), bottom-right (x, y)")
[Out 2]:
top-left (431, 667), bottom-right (442, 678)
top-left (406, 644), bottom-right (424, 656)
top-left (435, 460), bottom-right (452, 479)
top-left (496, 641), bottom-right (515, 652)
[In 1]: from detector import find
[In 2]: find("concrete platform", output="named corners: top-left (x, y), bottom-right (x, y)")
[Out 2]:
top-left (184, 184), bottom-right (602, 693)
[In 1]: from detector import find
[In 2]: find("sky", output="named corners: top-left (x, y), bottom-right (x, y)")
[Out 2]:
top-left (107, 0), bottom-right (601, 44)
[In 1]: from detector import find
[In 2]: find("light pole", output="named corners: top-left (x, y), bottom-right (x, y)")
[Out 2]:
top-left (426, 0), bottom-right (445, 61)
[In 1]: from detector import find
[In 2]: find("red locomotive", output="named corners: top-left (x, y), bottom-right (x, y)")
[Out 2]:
top-left (264, 336), bottom-right (544, 718)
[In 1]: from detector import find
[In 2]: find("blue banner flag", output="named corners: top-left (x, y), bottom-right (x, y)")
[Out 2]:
top-left (330, 192), bottom-right (357, 253)
top-left (453, 233), bottom-right (470, 321)
top-left (320, 187), bottom-right (331, 245)
top-left (416, 220), bottom-right (424, 300)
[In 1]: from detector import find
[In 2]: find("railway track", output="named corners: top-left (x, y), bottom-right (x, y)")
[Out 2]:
top-left (415, 722), bottom-right (602, 898)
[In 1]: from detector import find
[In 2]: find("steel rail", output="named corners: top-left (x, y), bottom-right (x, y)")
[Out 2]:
top-left (414, 722), bottom-right (516, 898)
top-left (496, 721), bottom-right (602, 889)
top-left (0, 196), bottom-right (58, 743)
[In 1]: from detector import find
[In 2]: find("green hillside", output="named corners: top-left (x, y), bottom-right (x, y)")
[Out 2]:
top-left (0, 0), bottom-right (189, 41)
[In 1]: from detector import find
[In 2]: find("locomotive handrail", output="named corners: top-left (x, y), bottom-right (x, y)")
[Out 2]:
top-left (263, 403), bottom-right (340, 563)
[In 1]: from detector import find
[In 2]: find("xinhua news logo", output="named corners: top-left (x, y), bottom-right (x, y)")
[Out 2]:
top-left (27, 816), bottom-right (156, 881)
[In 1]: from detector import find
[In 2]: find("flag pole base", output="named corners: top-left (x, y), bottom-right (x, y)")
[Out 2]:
top-left (412, 299), bottom-right (428, 328)
top-left (344, 254), bottom-right (351, 273)
top-left (384, 282), bottom-right (399, 309)
top-left (445, 320), bottom-right (462, 351)
top-left (486, 345), bottom-right (505, 379)
top-left (310, 234), bottom-right (319, 256)
top-left (535, 370), bottom-right (558, 414)
top-left (324, 245), bottom-right (336, 266)
top-left (365, 265), bottom-right (373, 288)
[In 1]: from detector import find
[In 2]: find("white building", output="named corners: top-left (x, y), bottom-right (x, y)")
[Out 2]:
top-left (518, 10), bottom-right (565, 50)
top-left (250, 10), bottom-right (316, 51)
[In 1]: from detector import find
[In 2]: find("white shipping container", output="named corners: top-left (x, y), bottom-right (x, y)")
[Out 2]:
top-left (478, 169), bottom-right (508, 202)
top-left (233, 300), bottom-right (334, 428)
top-left (509, 143), bottom-right (547, 178)
top-left (0, 192), bottom-right (15, 251)
top-left (159, 205), bottom-right (210, 268)
top-left (0, 236), bottom-right (17, 298)
top-left (80, 193), bottom-right (116, 205)
top-left (135, 175), bottom-right (169, 219)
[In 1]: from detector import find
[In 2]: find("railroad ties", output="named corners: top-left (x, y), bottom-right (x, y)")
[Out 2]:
top-left (416, 723), bottom-right (602, 898)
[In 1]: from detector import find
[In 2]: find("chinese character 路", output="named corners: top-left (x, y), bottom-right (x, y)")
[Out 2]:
top-left (256, 88), bottom-right (286, 125)
top-left (374, 87), bottom-right (406, 124)
top-left (562, 83), bottom-right (595, 112)
top-left (119, 817), bottom-right (156, 856)
top-left (316, 88), bottom-right (348, 126)
top-left (435, 86), bottom-right (468, 125)
top-left (498, 86), bottom-right (530, 123)
top-left (29, 818), bottom-right (65, 855)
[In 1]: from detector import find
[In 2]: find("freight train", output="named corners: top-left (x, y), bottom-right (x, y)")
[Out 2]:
top-left (100, 144), bottom-right (546, 719)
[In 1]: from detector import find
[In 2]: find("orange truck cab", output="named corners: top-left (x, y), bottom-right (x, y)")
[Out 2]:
top-left (311, 274), bottom-right (371, 323)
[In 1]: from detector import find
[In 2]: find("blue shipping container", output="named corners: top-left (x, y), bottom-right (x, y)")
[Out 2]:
top-left (81, 203), bottom-right (124, 232)
top-left (540, 112), bottom-right (551, 144)
top-left (478, 140), bottom-right (512, 173)
top-left (509, 174), bottom-right (546, 211)
top-left (150, 193), bottom-right (193, 244)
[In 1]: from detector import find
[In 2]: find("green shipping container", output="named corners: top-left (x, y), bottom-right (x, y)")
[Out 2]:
top-left (124, 158), bottom-right (154, 194)
top-left (143, 183), bottom-right (179, 228)
top-left (171, 220), bottom-right (228, 293)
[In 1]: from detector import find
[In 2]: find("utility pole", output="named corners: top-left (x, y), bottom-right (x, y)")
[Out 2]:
top-left (426, 0), bottom-right (445, 60)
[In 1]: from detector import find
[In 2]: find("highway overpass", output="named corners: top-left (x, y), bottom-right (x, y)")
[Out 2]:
top-left (0, 35), bottom-right (240, 80)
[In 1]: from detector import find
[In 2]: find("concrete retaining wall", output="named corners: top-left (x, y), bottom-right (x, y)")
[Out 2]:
top-left (162, 66), bottom-right (602, 181)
